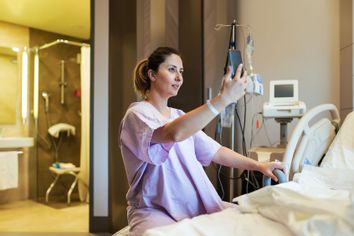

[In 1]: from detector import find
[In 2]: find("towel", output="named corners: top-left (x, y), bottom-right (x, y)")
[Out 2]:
top-left (48, 123), bottom-right (76, 138)
top-left (0, 151), bottom-right (18, 190)
top-left (52, 162), bottom-right (76, 169)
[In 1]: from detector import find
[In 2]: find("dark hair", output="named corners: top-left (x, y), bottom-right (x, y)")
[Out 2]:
top-left (134, 47), bottom-right (180, 97)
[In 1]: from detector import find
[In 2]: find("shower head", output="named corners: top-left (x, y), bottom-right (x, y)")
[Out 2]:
top-left (42, 92), bottom-right (50, 113)
top-left (42, 92), bottom-right (49, 99)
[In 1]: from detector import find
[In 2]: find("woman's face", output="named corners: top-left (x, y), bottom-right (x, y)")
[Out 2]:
top-left (149, 54), bottom-right (184, 99)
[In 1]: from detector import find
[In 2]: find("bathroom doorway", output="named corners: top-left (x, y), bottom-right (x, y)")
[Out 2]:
top-left (0, 0), bottom-right (91, 233)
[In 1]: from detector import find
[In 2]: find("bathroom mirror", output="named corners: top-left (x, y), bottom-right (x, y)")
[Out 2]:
top-left (0, 46), bottom-right (18, 124)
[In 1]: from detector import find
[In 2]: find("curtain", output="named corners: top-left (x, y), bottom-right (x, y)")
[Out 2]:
top-left (78, 46), bottom-right (90, 202)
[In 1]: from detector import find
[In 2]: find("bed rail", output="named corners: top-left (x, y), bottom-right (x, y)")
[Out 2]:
top-left (282, 103), bottom-right (340, 180)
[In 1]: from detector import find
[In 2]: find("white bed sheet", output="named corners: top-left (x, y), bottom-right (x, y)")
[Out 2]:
top-left (144, 207), bottom-right (292, 236)
top-left (144, 165), bottom-right (354, 236)
top-left (236, 165), bottom-right (354, 236)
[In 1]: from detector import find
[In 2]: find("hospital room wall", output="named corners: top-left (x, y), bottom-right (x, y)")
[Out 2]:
top-left (235, 0), bottom-right (340, 147)
top-left (339, 0), bottom-right (354, 119)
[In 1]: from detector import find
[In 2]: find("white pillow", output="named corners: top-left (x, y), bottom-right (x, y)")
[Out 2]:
top-left (320, 111), bottom-right (354, 169)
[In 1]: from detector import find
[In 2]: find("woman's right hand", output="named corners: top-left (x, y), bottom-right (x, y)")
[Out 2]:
top-left (220, 64), bottom-right (248, 104)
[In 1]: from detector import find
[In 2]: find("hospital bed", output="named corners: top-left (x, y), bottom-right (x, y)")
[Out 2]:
top-left (116, 104), bottom-right (354, 236)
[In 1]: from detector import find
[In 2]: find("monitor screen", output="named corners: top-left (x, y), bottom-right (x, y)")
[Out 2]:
top-left (274, 84), bottom-right (294, 98)
top-left (269, 80), bottom-right (298, 105)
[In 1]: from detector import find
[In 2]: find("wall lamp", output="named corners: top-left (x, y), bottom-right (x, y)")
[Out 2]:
top-left (33, 48), bottom-right (39, 120)
top-left (21, 47), bottom-right (28, 124)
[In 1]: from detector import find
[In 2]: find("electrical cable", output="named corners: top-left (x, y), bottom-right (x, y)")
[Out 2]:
top-left (236, 96), bottom-right (263, 193)
top-left (214, 115), bottom-right (225, 200)
top-left (250, 112), bottom-right (263, 148)
top-left (217, 165), bottom-right (225, 199)
top-left (234, 104), bottom-right (246, 156)
top-left (235, 99), bottom-right (252, 193)
top-left (243, 96), bottom-right (247, 154)
top-left (262, 116), bottom-right (275, 146)
top-left (214, 108), bottom-right (245, 200)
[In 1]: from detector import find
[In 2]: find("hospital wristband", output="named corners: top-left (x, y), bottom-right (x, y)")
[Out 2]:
top-left (206, 100), bottom-right (219, 115)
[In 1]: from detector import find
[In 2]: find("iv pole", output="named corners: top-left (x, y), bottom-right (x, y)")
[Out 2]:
top-left (216, 19), bottom-right (248, 201)
top-left (224, 20), bottom-right (238, 202)
top-left (218, 20), bottom-right (261, 201)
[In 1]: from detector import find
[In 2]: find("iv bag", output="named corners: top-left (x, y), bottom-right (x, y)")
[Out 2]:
top-left (220, 103), bottom-right (236, 128)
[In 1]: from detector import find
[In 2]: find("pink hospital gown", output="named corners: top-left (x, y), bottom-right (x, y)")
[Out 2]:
top-left (119, 101), bottom-right (226, 235)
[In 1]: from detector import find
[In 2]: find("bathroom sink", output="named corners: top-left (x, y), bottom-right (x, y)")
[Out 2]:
top-left (0, 137), bottom-right (34, 148)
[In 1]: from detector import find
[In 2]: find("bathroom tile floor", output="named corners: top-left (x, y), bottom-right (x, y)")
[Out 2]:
top-left (0, 200), bottom-right (105, 235)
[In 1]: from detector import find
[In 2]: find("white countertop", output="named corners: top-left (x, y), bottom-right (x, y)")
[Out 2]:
top-left (0, 137), bottom-right (34, 148)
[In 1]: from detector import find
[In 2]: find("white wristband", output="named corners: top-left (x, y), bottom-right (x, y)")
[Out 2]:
top-left (206, 100), bottom-right (219, 115)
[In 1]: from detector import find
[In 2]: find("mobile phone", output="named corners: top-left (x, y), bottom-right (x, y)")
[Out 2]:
top-left (227, 49), bottom-right (243, 78)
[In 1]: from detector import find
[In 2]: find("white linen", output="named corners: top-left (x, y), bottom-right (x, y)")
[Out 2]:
top-left (0, 151), bottom-right (18, 190)
top-left (234, 165), bottom-right (354, 236)
top-left (143, 207), bottom-right (292, 236)
top-left (321, 111), bottom-right (354, 169)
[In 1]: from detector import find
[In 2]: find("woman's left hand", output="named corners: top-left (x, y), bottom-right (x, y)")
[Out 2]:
top-left (257, 161), bottom-right (285, 182)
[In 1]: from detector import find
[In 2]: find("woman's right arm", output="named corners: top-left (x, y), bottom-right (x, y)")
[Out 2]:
top-left (151, 64), bottom-right (247, 144)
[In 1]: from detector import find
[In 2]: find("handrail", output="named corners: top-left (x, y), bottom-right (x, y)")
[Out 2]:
top-left (263, 169), bottom-right (288, 186)
top-left (282, 103), bottom-right (340, 180)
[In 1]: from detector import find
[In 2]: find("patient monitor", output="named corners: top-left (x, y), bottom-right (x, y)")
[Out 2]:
top-left (263, 80), bottom-right (306, 118)
top-left (263, 80), bottom-right (306, 146)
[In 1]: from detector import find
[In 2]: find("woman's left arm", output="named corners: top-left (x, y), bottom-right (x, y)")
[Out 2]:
top-left (212, 146), bottom-right (284, 181)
